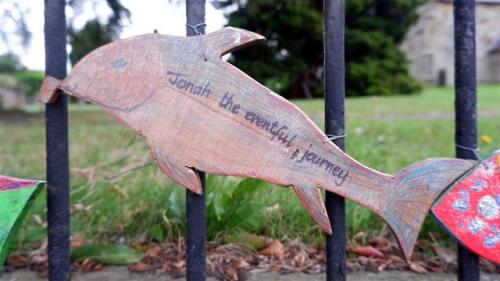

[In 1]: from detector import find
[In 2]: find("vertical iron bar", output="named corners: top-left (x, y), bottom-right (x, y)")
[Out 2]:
top-left (185, 1), bottom-right (206, 280)
top-left (323, 1), bottom-right (346, 280)
top-left (44, 0), bottom-right (70, 280)
top-left (453, 1), bottom-right (479, 281)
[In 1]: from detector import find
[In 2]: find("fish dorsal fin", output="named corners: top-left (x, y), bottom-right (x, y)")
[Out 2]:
top-left (201, 27), bottom-right (266, 57)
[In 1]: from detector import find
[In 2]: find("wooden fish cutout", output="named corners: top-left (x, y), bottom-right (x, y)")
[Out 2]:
top-left (0, 176), bottom-right (44, 270)
top-left (39, 27), bottom-right (477, 261)
top-left (432, 151), bottom-right (500, 263)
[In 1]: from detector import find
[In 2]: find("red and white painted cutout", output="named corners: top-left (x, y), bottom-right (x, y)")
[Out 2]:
top-left (0, 176), bottom-right (39, 192)
top-left (432, 151), bottom-right (500, 264)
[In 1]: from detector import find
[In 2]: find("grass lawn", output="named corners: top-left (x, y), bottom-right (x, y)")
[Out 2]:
top-left (0, 84), bottom-right (498, 252)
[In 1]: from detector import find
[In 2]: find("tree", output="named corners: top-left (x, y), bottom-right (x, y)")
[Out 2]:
top-left (0, 0), bottom-right (130, 66)
top-left (69, 20), bottom-right (115, 66)
top-left (0, 1), bottom-right (31, 50)
top-left (0, 53), bottom-right (43, 99)
top-left (68, 0), bottom-right (130, 65)
top-left (14, 71), bottom-right (44, 98)
top-left (0, 53), bottom-right (26, 73)
top-left (217, 0), bottom-right (424, 98)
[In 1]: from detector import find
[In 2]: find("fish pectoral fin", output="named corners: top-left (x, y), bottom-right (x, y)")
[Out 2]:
top-left (292, 185), bottom-right (332, 234)
top-left (203, 27), bottom-right (266, 57)
top-left (149, 145), bottom-right (202, 195)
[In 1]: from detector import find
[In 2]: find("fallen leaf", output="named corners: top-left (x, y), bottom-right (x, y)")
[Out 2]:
top-left (31, 253), bottom-right (48, 264)
top-left (292, 249), bottom-right (307, 268)
top-left (433, 245), bottom-right (456, 264)
top-left (370, 236), bottom-right (389, 248)
top-left (71, 244), bottom-right (143, 265)
top-left (349, 246), bottom-right (384, 259)
top-left (6, 253), bottom-right (29, 268)
top-left (173, 259), bottom-right (185, 268)
top-left (145, 245), bottom-right (162, 258)
top-left (408, 261), bottom-right (428, 274)
top-left (223, 233), bottom-right (272, 251)
top-left (260, 240), bottom-right (284, 261)
top-left (71, 234), bottom-right (86, 249)
top-left (388, 254), bottom-right (404, 263)
top-left (129, 262), bottom-right (151, 272)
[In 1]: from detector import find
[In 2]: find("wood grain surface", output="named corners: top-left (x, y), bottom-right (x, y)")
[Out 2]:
top-left (38, 27), bottom-right (477, 261)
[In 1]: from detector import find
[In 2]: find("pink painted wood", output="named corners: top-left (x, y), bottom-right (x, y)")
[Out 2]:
top-left (432, 151), bottom-right (499, 264)
top-left (0, 176), bottom-right (39, 192)
top-left (38, 27), bottom-right (477, 261)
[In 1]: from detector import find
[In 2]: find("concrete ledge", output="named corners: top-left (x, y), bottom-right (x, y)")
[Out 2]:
top-left (1, 268), bottom-right (499, 281)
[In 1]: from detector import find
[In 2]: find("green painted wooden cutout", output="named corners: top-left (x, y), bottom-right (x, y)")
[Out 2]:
top-left (0, 176), bottom-right (44, 271)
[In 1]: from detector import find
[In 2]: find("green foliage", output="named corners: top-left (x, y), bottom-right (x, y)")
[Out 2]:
top-left (0, 54), bottom-right (42, 101)
top-left (0, 74), bottom-right (18, 88)
top-left (220, 0), bottom-right (424, 97)
top-left (13, 71), bottom-right (44, 98)
top-left (69, 20), bottom-right (115, 66)
top-left (68, 0), bottom-right (130, 65)
top-left (206, 177), bottom-right (267, 238)
top-left (0, 53), bottom-right (26, 73)
top-left (224, 0), bottom-right (323, 98)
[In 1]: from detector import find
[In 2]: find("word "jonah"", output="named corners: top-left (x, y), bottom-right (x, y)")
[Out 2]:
top-left (167, 70), bottom-right (211, 98)
top-left (292, 147), bottom-right (349, 186)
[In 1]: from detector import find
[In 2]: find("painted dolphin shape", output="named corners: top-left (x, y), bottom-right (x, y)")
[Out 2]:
top-left (38, 27), bottom-right (476, 261)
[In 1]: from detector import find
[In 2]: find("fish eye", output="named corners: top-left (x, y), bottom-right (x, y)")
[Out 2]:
top-left (111, 58), bottom-right (127, 69)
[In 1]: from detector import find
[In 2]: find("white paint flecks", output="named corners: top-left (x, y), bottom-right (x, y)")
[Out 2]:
top-left (452, 190), bottom-right (470, 211)
top-left (478, 195), bottom-right (498, 220)
top-left (467, 218), bottom-right (486, 234)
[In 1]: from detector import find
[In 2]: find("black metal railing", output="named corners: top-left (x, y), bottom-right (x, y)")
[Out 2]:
top-left (185, 1), bottom-right (207, 281)
top-left (454, 1), bottom-right (480, 280)
top-left (44, 0), bottom-right (70, 280)
top-left (324, 1), bottom-right (347, 280)
top-left (42, 0), bottom-right (480, 280)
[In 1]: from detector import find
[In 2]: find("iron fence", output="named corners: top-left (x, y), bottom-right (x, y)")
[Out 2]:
top-left (42, 0), bottom-right (480, 280)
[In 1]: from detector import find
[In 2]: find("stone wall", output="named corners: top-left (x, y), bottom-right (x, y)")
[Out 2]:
top-left (401, 1), bottom-right (500, 85)
top-left (0, 86), bottom-right (26, 110)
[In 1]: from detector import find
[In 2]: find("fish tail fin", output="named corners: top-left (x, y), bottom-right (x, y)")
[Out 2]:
top-left (38, 76), bottom-right (63, 104)
top-left (293, 185), bottom-right (332, 234)
top-left (381, 158), bottom-right (475, 261)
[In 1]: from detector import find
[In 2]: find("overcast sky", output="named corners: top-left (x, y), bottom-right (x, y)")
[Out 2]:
top-left (1, 0), bottom-right (226, 71)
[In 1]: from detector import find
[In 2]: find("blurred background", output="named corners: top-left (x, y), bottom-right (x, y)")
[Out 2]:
top-left (0, 0), bottom-right (498, 275)
top-left (1, 0), bottom-right (500, 103)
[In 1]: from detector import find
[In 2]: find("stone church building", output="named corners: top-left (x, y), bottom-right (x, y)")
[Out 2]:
top-left (401, 0), bottom-right (500, 85)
